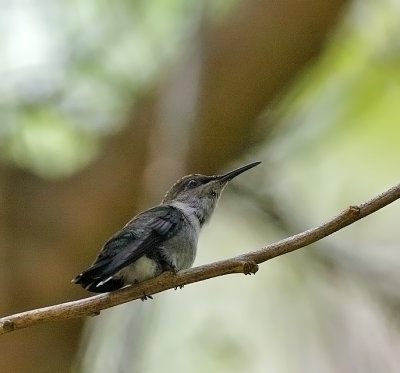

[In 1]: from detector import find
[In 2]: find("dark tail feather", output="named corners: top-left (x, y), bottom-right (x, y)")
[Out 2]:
top-left (84, 278), bottom-right (125, 293)
top-left (72, 272), bottom-right (124, 293)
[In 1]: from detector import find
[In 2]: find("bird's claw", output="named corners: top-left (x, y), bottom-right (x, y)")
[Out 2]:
top-left (174, 285), bottom-right (184, 290)
top-left (141, 294), bottom-right (153, 301)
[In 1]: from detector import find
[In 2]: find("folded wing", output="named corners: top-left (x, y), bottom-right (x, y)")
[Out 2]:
top-left (72, 205), bottom-right (184, 292)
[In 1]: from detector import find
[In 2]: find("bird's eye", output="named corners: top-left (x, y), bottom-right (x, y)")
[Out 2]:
top-left (210, 191), bottom-right (217, 198)
top-left (187, 179), bottom-right (199, 189)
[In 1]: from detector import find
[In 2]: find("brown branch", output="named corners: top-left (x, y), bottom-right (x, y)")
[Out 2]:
top-left (1, 182), bottom-right (400, 335)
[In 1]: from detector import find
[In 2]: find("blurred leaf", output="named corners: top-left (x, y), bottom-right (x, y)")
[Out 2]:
top-left (1, 108), bottom-right (98, 178)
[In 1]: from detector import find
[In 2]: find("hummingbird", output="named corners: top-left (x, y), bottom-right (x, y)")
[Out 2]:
top-left (72, 161), bottom-right (261, 294)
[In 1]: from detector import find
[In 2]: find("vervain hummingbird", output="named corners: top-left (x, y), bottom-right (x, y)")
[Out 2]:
top-left (72, 161), bottom-right (261, 294)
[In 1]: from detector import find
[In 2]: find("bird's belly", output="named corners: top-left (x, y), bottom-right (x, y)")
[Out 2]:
top-left (161, 231), bottom-right (197, 271)
top-left (116, 255), bottom-right (160, 284)
top-left (115, 217), bottom-right (199, 284)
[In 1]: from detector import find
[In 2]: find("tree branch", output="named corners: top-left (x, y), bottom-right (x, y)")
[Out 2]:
top-left (1, 182), bottom-right (400, 335)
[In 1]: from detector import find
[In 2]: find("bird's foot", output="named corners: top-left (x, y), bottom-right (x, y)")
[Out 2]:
top-left (243, 260), bottom-right (259, 275)
top-left (141, 294), bottom-right (153, 301)
top-left (164, 267), bottom-right (183, 290)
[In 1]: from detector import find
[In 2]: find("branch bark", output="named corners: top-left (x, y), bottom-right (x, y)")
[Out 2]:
top-left (1, 182), bottom-right (399, 335)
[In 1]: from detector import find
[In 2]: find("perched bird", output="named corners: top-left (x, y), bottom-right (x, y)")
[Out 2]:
top-left (72, 161), bottom-right (261, 294)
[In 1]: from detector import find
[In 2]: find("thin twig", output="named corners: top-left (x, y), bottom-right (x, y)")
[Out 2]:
top-left (1, 182), bottom-right (400, 335)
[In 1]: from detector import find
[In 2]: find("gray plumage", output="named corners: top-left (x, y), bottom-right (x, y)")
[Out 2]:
top-left (72, 161), bottom-right (260, 293)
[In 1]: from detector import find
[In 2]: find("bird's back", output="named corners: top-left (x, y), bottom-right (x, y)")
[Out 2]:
top-left (73, 204), bottom-right (197, 292)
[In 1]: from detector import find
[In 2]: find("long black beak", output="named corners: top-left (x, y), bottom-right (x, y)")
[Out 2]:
top-left (217, 161), bottom-right (261, 183)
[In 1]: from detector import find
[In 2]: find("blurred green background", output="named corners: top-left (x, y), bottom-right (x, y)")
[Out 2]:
top-left (1, 0), bottom-right (400, 372)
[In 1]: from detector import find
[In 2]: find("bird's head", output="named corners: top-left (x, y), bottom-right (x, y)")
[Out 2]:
top-left (162, 161), bottom-right (261, 225)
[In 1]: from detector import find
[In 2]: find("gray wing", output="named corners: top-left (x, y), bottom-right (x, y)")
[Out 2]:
top-left (73, 205), bottom-right (184, 290)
